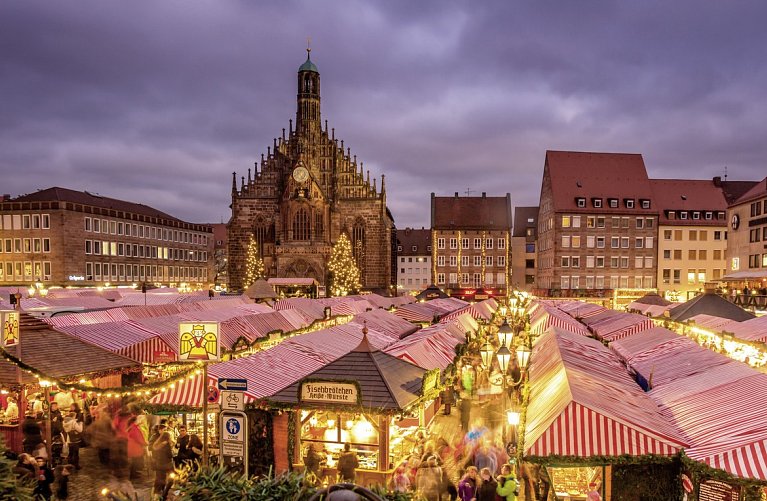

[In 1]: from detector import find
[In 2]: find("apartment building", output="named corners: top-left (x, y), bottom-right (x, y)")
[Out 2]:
top-left (537, 151), bottom-right (658, 295)
top-left (511, 206), bottom-right (538, 291)
top-left (431, 192), bottom-right (512, 300)
top-left (652, 179), bottom-right (729, 300)
top-left (395, 228), bottom-right (431, 294)
top-left (725, 177), bottom-right (767, 285)
top-left (0, 187), bottom-right (213, 287)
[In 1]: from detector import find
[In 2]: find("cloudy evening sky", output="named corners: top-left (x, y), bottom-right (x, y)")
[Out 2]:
top-left (2, 1), bottom-right (766, 228)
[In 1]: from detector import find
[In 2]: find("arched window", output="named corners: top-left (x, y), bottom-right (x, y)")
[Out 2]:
top-left (293, 208), bottom-right (310, 241)
top-left (253, 218), bottom-right (274, 258)
top-left (314, 211), bottom-right (324, 241)
top-left (352, 218), bottom-right (365, 276)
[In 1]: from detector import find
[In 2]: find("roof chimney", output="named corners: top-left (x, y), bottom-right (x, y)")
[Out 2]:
top-left (482, 192), bottom-right (486, 198)
top-left (454, 192), bottom-right (459, 197)
top-left (713, 176), bottom-right (722, 187)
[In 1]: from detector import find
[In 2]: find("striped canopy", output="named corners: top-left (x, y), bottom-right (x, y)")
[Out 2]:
top-left (525, 328), bottom-right (688, 458)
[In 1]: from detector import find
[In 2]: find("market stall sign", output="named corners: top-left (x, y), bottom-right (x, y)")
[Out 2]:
top-left (1, 310), bottom-right (19, 347)
top-left (178, 322), bottom-right (220, 361)
top-left (420, 368), bottom-right (440, 396)
top-left (300, 381), bottom-right (358, 404)
top-left (698, 480), bottom-right (740, 501)
top-left (153, 350), bottom-right (176, 363)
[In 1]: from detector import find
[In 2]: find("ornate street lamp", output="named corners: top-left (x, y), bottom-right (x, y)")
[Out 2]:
top-left (516, 345), bottom-right (532, 369)
top-left (496, 345), bottom-right (512, 374)
top-left (480, 341), bottom-right (495, 369)
top-left (497, 319), bottom-right (514, 349)
top-left (506, 407), bottom-right (520, 426)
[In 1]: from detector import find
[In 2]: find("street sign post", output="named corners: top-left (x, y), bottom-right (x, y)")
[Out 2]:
top-left (220, 390), bottom-right (244, 412)
top-left (219, 410), bottom-right (248, 474)
top-left (218, 378), bottom-right (248, 391)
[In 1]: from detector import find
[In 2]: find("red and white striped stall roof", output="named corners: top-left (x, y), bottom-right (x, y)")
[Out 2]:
top-left (721, 315), bottom-right (767, 343)
top-left (530, 308), bottom-right (589, 337)
top-left (55, 320), bottom-right (175, 363)
top-left (150, 374), bottom-right (257, 407)
top-left (439, 298), bottom-right (498, 324)
top-left (525, 328), bottom-right (688, 458)
top-left (687, 313), bottom-right (739, 331)
top-left (384, 318), bottom-right (468, 370)
top-left (588, 314), bottom-right (655, 342)
top-left (556, 301), bottom-right (608, 319)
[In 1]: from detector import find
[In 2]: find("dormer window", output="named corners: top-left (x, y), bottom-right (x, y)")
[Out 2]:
top-left (576, 197), bottom-right (586, 208)
top-left (705, 212), bottom-right (713, 220)
top-left (717, 211), bottom-right (725, 220)
top-left (692, 212), bottom-right (700, 220)
top-left (592, 198), bottom-right (602, 208)
top-left (426, 245), bottom-right (432, 252)
top-left (680, 212), bottom-right (688, 220)
top-left (668, 211), bottom-right (676, 220)
top-left (608, 198), bottom-right (618, 208)
top-left (397, 245), bottom-right (403, 252)
top-left (411, 245), bottom-right (417, 251)
top-left (625, 199), bottom-right (635, 209)
top-left (640, 199), bottom-right (651, 209)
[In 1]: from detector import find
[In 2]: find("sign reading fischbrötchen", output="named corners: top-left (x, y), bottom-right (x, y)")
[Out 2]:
top-left (300, 381), bottom-right (358, 404)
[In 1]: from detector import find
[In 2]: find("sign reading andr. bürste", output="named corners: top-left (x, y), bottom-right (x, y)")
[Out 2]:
top-left (300, 381), bottom-right (358, 404)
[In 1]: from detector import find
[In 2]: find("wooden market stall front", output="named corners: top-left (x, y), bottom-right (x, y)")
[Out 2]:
top-left (268, 329), bottom-right (440, 486)
top-left (0, 313), bottom-right (142, 451)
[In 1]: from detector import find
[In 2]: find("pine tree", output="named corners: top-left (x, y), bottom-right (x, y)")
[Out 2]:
top-left (0, 436), bottom-right (34, 500)
top-left (328, 233), bottom-right (361, 297)
top-left (243, 234), bottom-right (265, 288)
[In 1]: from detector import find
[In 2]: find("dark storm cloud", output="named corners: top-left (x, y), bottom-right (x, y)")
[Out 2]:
top-left (2, 1), bottom-right (766, 228)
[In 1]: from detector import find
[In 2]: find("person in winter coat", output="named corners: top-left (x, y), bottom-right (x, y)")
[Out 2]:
top-left (457, 466), bottom-right (478, 501)
top-left (126, 416), bottom-right (147, 480)
top-left (391, 461), bottom-right (411, 493)
top-left (34, 456), bottom-right (55, 500)
top-left (415, 455), bottom-right (443, 501)
top-left (151, 431), bottom-right (175, 499)
top-left (496, 464), bottom-right (518, 501)
top-left (63, 407), bottom-right (84, 469)
top-left (477, 467), bottom-right (498, 501)
top-left (337, 443), bottom-right (359, 483)
top-left (22, 413), bottom-right (44, 455)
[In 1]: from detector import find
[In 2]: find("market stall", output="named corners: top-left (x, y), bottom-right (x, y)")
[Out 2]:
top-left (523, 328), bottom-right (688, 500)
top-left (267, 328), bottom-right (440, 486)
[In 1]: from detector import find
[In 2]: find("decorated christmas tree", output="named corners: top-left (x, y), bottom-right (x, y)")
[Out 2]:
top-left (328, 233), bottom-right (361, 297)
top-left (243, 234), bottom-right (265, 288)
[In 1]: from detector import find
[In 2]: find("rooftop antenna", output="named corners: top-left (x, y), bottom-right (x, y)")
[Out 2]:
top-left (724, 165), bottom-right (728, 181)
top-left (465, 188), bottom-right (473, 196)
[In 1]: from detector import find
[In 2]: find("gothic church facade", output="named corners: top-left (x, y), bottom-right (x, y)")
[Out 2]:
top-left (227, 51), bottom-right (394, 292)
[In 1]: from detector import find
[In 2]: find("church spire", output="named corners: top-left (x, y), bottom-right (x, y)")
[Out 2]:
top-left (297, 48), bottom-right (321, 137)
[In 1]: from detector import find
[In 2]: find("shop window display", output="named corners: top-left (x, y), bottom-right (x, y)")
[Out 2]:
top-left (549, 465), bottom-right (604, 500)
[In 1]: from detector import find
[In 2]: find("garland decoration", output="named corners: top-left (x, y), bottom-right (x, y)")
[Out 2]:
top-left (0, 345), bottom-right (203, 397)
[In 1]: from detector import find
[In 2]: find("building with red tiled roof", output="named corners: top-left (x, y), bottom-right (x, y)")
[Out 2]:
top-left (537, 151), bottom-right (658, 295)
top-left (395, 228), bottom-right (431, 294)
top-left (0, 187), bottom-right (213, 287)
top-left (430, 192), bottom-right (511, 300)
top-left (651, 179), bottom-right (730, 299)
top-left (724, 177), bottom-right (767, 287)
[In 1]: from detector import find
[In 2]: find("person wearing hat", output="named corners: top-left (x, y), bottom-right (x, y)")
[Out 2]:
top-left (496, 463), bottom-right (518, 501)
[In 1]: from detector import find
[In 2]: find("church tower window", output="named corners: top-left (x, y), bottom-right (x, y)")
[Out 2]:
top-left (293, 208), bottom-right (310, 241)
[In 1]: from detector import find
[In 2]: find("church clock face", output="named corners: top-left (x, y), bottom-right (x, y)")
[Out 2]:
top-left (292, 165), bottom-right (309, 183)
top-left (731, 214), bottom-right (740, 230)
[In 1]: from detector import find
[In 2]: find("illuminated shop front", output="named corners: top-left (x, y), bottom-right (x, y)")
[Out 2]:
top-left (268, 332), bottom-right (441, 485)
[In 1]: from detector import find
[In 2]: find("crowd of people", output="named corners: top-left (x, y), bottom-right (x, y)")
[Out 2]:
top-left (4, 391), bottom-right (204, 500)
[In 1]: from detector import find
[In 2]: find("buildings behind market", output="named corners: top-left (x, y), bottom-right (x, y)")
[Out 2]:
top-left (1, 50), bottom-right (767, 301)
